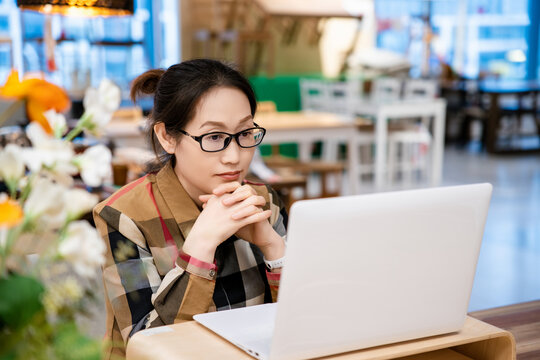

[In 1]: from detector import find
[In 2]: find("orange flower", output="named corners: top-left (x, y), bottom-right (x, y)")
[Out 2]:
top-left (0, 70), bottom-right (71, 134)
top-left (0, 197), bottom-right (23, 228)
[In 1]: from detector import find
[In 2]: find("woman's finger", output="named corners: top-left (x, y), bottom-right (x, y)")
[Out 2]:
top-left (199, 194), bottom-right (213, 203)
top-left (233, 184), bottom-right (256, 194)
top-left (238, 209), bottom-right (272, 225)
top-left (222, 186), bottom-right (258, 206)
top-left (239, 195), bottom-right (266, 207)
top-left (231, 204), bottom-right (263, 220)
top-left (212, 182), bottom-right (242, 196)
top-left (222, 190), bottom-right (250, 206)
top-left (230, 196), bottom-right (267, 219)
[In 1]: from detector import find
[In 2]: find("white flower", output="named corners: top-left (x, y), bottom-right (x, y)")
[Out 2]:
top-left (0, 144), bottom-right (25, 184)
top-left (26, 122), bottom-right (54, 149)
top-left (24, 177), bottom-right (67, 230)
top-left (23, 182), bottom-right (98, 229)
top-left (0, 228), bottom-right (7, 248)
top-left (82, 79), bottom-right (121, 134)
top-left (44, 109), bottom-right (67, 138)
top-left (24, 123), bottom-right (77, 177)
top-left (74, 144), bottom-right (112, 187)
top-left (43, 276), bottom-right (84, 318)
top-left (97, 78), bottom-right (122, 113)
top-left (59, 220), bottom-right (105, 278)
top-left (64, 188), bottom-right (99, 219)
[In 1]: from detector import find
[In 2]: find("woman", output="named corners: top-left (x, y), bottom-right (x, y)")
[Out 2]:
top-left (93, 59), bottom-right (287, 359)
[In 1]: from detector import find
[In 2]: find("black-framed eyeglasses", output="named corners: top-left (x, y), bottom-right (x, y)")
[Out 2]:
top-left (179, 123), bottom-right (266, 152)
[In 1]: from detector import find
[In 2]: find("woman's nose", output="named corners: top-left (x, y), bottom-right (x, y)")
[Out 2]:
top-left (220, 138), bottom-right (241, 164)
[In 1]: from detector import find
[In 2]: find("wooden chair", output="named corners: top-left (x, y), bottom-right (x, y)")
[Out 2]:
top-left (257, 100), bottom-right (277, 113)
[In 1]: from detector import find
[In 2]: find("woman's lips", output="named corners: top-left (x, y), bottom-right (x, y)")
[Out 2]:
top-left (217, 171), bottom-right (241, 181)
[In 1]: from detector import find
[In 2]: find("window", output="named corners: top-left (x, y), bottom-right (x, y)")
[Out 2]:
top-left (0, 0), bottom-right (180, 107)
top-left (375, 0), bottom-right (535, 80)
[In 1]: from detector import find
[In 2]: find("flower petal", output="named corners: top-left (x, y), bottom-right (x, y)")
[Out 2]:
top-left (27, 101), bottom-right (53, 134)
top-left (27, 81), bottom-right (70, 112)
top-left (0, 144), bottom-right (25, 183)
top-left (0, 198), bottom-right (23, 228)
top-left (0, 70), bottom-right (26, 98)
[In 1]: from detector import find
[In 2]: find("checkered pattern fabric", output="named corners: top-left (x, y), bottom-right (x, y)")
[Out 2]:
top-left (93, 162), bottom-right (288, 359)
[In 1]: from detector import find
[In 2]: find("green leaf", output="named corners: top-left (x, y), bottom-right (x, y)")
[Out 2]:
top-left (54, 323), bottom-right (101, 360)
top-left (0, 348), bottom-right (17, 360)
top-left (0, 274), bottom-right (44, 329)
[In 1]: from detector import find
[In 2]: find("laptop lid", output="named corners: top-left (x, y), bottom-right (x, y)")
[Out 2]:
top-left (195, 184), bottom-right (492, 360)
top-left (270, 183), bottom-right (492, 360)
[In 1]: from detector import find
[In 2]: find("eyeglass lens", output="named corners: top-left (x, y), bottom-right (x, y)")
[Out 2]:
top-left (201, 128), bottom-right (264, 151)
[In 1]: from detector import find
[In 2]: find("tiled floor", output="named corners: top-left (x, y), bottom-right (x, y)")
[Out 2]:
top-left (441, 145), bottom-right (540, 311)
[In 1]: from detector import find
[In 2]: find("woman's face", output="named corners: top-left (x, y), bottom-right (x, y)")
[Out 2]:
top-left (173, 86), bottom-right (256, 205)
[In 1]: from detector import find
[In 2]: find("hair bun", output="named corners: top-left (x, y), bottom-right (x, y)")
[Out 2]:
top-left (130, 68), bottom-right (166, 102)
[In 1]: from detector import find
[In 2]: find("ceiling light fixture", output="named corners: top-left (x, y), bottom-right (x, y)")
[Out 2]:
top-left (16, 0), bottom-right (133, 17)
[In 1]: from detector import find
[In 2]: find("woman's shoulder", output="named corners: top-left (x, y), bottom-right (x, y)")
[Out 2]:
top-left (94, 173), bottom-right (156, 218)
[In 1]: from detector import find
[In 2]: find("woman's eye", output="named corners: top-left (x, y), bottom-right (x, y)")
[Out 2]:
top-left (240, 130), bottom-right (252, 138)
top-left (208, 134), bottom-right (225, 142)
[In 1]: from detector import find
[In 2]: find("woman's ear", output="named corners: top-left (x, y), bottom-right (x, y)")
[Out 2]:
top-left (154, 123), bottom-right (177, 154)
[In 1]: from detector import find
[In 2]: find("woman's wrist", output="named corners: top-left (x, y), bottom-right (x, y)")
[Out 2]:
top-left (258, 231), bottom-right (286, 261)
top-left (182, 236), bottom-right (217, 264)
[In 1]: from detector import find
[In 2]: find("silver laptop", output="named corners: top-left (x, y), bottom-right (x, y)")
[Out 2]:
top-left (194, 183), bottom-right (492, 360)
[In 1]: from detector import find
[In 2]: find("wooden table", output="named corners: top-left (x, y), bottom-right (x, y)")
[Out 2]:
top-left (126, 316), bottom-right (515, 360)
top-left (470, 300), bottom-right (540, 359)
top-left (255, 111), bottom-right (360, 194)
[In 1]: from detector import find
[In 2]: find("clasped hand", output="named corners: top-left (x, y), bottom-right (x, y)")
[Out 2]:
top-left (183, 182), bottom-right (283, 263)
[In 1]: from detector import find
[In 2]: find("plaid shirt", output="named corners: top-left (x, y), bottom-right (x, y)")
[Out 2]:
top-left (93, 162), bottom-right (288, 359)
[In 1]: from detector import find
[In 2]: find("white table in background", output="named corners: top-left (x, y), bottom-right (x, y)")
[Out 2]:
top-left (355, 98), bottom-right (447, 190)
top-left (255, 111), bottom-right (359, 194)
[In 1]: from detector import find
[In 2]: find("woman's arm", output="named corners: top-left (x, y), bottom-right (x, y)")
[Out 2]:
top-left (94, 205), bottom-right (217, 344)
top-left (264, 186), bottom-right (288, 302)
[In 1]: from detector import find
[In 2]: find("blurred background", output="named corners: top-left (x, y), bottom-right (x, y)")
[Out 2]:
top-left (1, 0), bottom-right (539, 352)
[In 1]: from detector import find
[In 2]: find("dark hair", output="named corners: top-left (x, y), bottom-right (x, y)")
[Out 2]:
top-left (130, 59), bottom-right (257, 171)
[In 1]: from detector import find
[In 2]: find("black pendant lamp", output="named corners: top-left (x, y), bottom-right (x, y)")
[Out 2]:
top-left (16, 0), bottom-right (134, 17)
